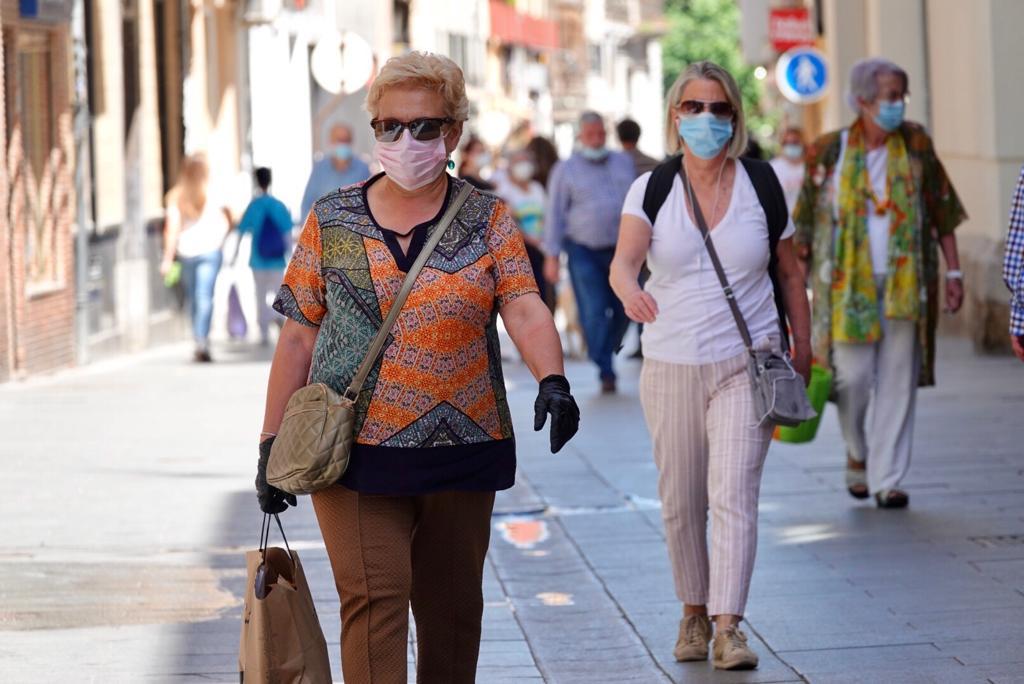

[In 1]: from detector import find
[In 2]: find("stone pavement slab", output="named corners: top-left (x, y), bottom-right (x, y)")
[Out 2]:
top-left (1, 336), bottom-right (1022, 683)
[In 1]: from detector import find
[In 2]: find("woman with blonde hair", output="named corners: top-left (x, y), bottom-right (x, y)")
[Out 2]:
top-left (611, 61), bottom-right (810, 670)
top-left (256, 52), bottom-right (579, 682)
top-left (160, 153), bottom-right (232, 362)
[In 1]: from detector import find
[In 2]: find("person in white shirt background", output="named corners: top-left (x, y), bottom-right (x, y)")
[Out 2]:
top-left (160, 153), bottom-right (233, 362)
top-left (496, 149), bottom-right (551, 306)
top-left (769, 126), bottom-right (807, 215)
top-left (610, 60), bottom-right (810, 672)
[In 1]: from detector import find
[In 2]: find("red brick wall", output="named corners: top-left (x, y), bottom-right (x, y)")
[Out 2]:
top-left (1, 16), bottom-right (77, 379)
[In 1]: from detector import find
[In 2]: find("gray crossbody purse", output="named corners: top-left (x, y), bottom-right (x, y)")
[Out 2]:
top-left (681, 166), bottom-right (815, 428)
top-left (267, 182), bottom-right (474, 494)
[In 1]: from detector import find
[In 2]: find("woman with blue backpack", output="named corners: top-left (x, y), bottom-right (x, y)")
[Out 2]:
top-left (237, 167), bottom-right (293, 345)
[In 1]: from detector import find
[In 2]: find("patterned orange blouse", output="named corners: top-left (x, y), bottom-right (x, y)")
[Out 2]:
top-left (274, 174), bottom-right (539, 494)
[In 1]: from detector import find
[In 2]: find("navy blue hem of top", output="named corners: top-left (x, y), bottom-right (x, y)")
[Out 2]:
top-left (338, 438), bottom-right (517, 495)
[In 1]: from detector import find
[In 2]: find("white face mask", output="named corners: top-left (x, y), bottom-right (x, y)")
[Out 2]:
top-left (374, 129), bottom-right (449, 191)
top-left (510, 161), bottom-right (535, 182)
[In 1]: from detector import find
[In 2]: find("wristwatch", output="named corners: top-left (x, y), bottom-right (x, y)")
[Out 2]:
top-left (944, 269), bottom-right (963, 280)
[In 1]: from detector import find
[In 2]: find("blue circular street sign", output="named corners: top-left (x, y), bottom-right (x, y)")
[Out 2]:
top-left (776, 47), bottom-right (829, 104)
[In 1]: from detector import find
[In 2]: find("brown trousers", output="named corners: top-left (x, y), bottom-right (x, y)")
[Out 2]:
top-left (311, 485), bottom-right (495, 684)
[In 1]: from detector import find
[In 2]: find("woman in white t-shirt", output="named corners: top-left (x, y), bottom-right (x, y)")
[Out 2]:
top-left (160, 153), bottom-right (232, 362)
top-left (610, 61), bottom-right (810, 672)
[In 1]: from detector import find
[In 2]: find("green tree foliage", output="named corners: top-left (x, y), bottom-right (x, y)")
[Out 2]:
top-left (661, 0), bottom-right (776, 147)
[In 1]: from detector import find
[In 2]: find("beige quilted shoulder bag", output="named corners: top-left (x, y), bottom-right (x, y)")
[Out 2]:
top-left (266, 182), bottom-right (474, 495)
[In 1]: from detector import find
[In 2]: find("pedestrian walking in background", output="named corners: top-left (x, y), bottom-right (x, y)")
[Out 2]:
top-left (616, 117), bottom-right (659, 357)
top-left (496, 148), bottom-right (552, 306)
top-left (617, 118), bottom-right (659, 176)
top-left (526, 135), bottom-right (560, 189)
top-left (160, 153), bottom-right (232, 363)
top-left (236, 167), bottom-right (292, 345)
top-left (769, 126), bottom-right (807, 214)
top-left (256, 51), bottom-right (579, 684)
top-left (299, 123), bottom-right (371, 221)
top-left (793, 57), bottom-right (966, 508)
top-left (457, 134), bottom-right (496, 191)
top-left (543, 111), bottom-right (636, 393)
top-left (1005, 164), bottom-right (1024, 362)
top-left (611, 61), bottom-right (811, 671)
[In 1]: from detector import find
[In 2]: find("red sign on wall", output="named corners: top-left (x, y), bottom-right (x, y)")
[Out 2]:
top-left (769, 7), bottom-right (814, 52)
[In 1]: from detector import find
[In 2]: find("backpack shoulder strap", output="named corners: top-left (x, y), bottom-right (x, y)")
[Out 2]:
top-left (739, 156), bottom-right (792, 351)
top-left (739, 156), bottom-right (788, 251)
top-left (642, 155), bottom-right (682, 225)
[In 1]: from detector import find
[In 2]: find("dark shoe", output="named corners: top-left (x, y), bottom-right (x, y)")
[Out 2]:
top-left (600, 377), bottom-right (617, 394)
top-left (875, 489), bottom-right (909, 509)
top-left (193, 349), bottom-right (213, 363)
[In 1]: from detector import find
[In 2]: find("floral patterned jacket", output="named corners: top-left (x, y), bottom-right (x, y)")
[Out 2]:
top-left (792, 120), bottom-right (966, 387)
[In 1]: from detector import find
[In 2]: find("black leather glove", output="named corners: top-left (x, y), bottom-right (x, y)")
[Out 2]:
top-left (533, 374), bottom-right (580, 454)
top-left (256, 437), bottom-right (297, 514)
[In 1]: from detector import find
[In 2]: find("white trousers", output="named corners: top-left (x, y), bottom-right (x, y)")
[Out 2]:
top-left (252, 268), bottom-right (284, 342)
top-left (640, 352), bottom-right (773, 617)
top-left (833, 294), bottom-right (920, 494)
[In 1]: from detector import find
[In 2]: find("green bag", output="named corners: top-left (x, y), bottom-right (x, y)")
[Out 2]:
top-left (774, 365), bottom-right (833, 444)
top-left (163, 260), bottom-right (182, 288)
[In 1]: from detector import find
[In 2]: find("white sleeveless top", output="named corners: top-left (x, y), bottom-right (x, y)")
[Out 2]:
top-left (173, 199), bottom-right (229, 258)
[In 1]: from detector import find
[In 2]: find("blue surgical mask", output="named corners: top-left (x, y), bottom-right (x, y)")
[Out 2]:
top-left (782, 144), bottom-right (804, 161)
top-left (580, 145), bottom-right (609, 162)
top-left (873, 100), bottom-right (905, 132)
top-left (333, 143), bottom-right (353, 161)
top-left (677, 114), bottom-right (733, 160)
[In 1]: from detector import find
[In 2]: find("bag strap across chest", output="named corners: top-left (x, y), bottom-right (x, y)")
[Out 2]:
top-left (343, 181), bottom-right (473, 401)
top-left (643, 155), bottom-right (791, 350)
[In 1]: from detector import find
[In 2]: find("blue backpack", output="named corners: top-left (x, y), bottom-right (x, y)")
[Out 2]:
top-left (255, 209), bottom-right (286, 260)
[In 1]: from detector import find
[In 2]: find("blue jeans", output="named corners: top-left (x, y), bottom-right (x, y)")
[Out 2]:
top-left (180, 250), bottom-right (223, 345)
top-left (564, 240), bottom-right (629, 381)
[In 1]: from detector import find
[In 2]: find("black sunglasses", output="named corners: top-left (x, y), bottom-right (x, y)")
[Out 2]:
top-left (679, 100), bottom-right (735, 118)
top-left (370, 117), bottom-right (454, 143)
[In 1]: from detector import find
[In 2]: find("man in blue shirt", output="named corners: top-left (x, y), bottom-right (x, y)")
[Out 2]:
top-left (543, 111), bottom-right (636, 392)
top-left (299, 123), bottom-right (371, 220)
top-left (238, 167), bottom-right (293, 344)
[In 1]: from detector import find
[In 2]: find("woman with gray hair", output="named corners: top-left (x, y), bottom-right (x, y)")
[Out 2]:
top-left (611, 61), bottom-right (810, 670)
top-left (256, 51), bottom-right (579, 682)
top-left (793, 57), bottom-right (966, 509)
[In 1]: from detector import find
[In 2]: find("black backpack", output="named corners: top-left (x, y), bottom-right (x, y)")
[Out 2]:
top-left (641, 155), bottom-right (791, 349)
top-left (255, 208), bottom-right (287, 260)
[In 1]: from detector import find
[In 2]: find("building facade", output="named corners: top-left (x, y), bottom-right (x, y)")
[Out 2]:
top-left (1, 0), bottom-right (77, 380)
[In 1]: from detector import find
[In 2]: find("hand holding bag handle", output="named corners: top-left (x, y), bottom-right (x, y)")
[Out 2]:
top-left (679, 161), bottom-right (815, 427)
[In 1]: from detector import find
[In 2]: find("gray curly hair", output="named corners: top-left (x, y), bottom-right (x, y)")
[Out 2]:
top-left (846, 57), bottom-right (909, 112)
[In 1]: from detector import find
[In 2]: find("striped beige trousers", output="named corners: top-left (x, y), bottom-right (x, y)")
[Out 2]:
top-left (640, 351), bottom-right (773, 617)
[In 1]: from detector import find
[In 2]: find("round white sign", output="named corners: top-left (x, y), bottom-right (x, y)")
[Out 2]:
top-left (310, 31), bottom-right (374, 95)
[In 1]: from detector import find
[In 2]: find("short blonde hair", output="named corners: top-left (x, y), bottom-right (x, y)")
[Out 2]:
top-left (664, 61), bottom-right (748, 159)
top-left (366, 52), bottom-right (469, 122)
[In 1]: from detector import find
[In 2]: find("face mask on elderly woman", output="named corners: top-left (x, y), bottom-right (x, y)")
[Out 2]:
top-left (375, 129), bottom-right (450, 191)
top-left (872, 99), bottom-right (905, 132)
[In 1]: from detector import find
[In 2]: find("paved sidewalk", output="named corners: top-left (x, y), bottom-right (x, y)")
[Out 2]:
top-left (1, 337), bottom-right (1022, 683)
